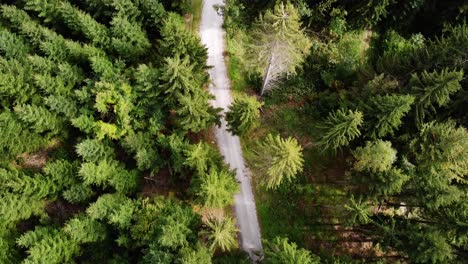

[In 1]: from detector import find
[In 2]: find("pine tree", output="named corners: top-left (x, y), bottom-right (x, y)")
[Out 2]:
top-left (366, 94), bottom-right (414, 138)
top-left (317, 109), bottom-right (363, 152)
top-left (410, 68), bottom-right (464, 124)
top-left (0, 193), bottom-right (45, 228)
top-left (86, 193), bottom-right (136, 228)
top-left (123, 132), bottom-right (160, 171)
top-left (352, 140), bottom-right (397, 173)
top-left (248, 2), bottom-right (312, 95)
top-left (253, 134), bottom-right (304, 189)
top-left (195, 168), bottom-right (239, 208)
top-left (225, 96), bottom-right (263, 136)
top-left (201, 217), bottom-right (238, 252)
top-left (0, 169), bottom-right (57, 198)
top-left (79, 160), bottom-right (117, 187)
top-left (160, 55), bottom-right (198, 101)
top-left (264, 237), bottom-right (320, 264)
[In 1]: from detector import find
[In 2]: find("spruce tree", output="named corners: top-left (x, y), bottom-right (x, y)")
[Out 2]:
top-left (248, 2), bottom-right (312, 95)
top-left (201, 217), bottom-right (238, 252)
top-left (253, 134), bottom-right (304, 189)
top-left (195, 168), bottom-right (239, 208)
top-left (352, 140), bottom-right (397, 173)
top-left (264, 237), bottom-right (320, 264)
top-left (225, 96), bottom-right (263, 136)
top-left (410, 68), bottom-right (464, 124)
top-left (317, 109), bottom-right (363, 152)
top-left (366, 94), bottom-right (414, 138)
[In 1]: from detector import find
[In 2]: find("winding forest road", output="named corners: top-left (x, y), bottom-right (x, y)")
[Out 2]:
top-left (199, 0), bottom-right (263, 260)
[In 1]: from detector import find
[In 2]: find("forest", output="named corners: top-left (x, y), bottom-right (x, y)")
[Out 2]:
top-left (0, 0), bottom-right (467, 263)
top-left (220, 0), bottom-right (468, 263)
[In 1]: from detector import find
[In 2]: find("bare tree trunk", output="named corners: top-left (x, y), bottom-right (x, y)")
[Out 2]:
top-left (261, 52), bottom-right (274, 96)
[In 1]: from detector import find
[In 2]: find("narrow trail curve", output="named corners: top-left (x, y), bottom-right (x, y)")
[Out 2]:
top-left (198, 0), bottom-right (263, 260)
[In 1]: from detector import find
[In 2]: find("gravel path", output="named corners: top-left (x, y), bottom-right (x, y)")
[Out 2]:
top-left (199, 0), bottom-right (263, 260)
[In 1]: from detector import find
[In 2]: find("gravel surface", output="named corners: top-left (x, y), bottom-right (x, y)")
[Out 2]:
top-left (199, 0), bottom-right (263, 260)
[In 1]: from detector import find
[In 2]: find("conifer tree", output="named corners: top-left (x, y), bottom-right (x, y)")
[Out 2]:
top-left (176, 90), bottom-right (220, 132)
top-left (123, 132), bottom-right (160, 171)
top-left (352, 140), bottom-right (397, 173)
top-left (195, 168), bottom-right (239, 208)
top-left (344, 196), bottom-right (373, 225)
top-left (248, 2), bottom-right (312, 95)
top-left (201, 217), bottom-right (238, 252)
top-left (317, 109), bottom-right (363, 152)
top-left (409, 121), bottom-right (467, 208)
top-left (63, 215), bottom-right (107, 243)
top-left (20, 229), bottom-right (80, 264)
top-left (366, 94), bottom-right (414, 138)
top-left (159, 13), bottom-right (208, 71)
top-left (62, 184), bottom-right (95, 204)
top-left (14, 104), bottom-right (63, 135)
top-left (410, 68), bottom-right (464, 124)
top-left (45, 95), bottom-right (78, 118)
top-left (184, 142), bottom-right (222, 175)
top-left (264, 237), bottom-right (320, 264)
top-left (0, 28), bottom-right (30, 59)
top-left (225, 96), bottom-right (263, 136)
top-left (0, 111), bottom-right (45, 159)
top-left (253, 134), bottom-right (304, 189)
top-left (76, 138), bottom-right (115, 163)
top-left (59, 2), bottom-right (110, 47)
top-left (110, 14), bottom-right (150, 60)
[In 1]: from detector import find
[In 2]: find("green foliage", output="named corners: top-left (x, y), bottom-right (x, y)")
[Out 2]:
top-left (0, 111), bottom-right (46, 159)
top-left (14, 104), bottom-right (63, 135)
top-left (184, 142), bottom-right (222, 175)
top-left (409, 121), bottom-right (467, 208)
top-left (201, 217), bottom-right (238, 252)
top-left (123, 132), bottom-right (160, 171)
top-left (179, 244), bottom-right (212, 264)
top-left (59, 2), bottom-right (110, 47)
top-left (194, 167), bottom-right (239, 208)
top-left (0, 193), bottom-right (45, 228)
top-left (317, 109), bottom-right (363, 152)
top-left (352, 140), bottom-right (397, 173)
top-left (366, 94), bottom-right (414, 138)
top-left (76, 138), bottom-right (115, 162)
top-left (225, 96), bottom-right (263, 135)
top-left (63, 216), bottom-right (107, 243)
top-left (110, 15), bottom-right (150, 60)
top-left (160, 13), bottom-right (207, 71)
top-left (344, 196), bottom-right (372, 225)
top-left (63, 184), bottom-right (95, 204)
top-left (248, 2), bottom-right (312, 94)
top-left (410, 68), bottom-right (464, 124)
top-left (20, 229), bottom-right (80, 264)
top-left (263, 236), bottom-right (320, 264)
top-left (253, 134), bottom-right (304, 189)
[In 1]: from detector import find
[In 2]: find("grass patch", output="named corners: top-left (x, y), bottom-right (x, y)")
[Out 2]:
top-left (187, 0), bottom-right (203, 32)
